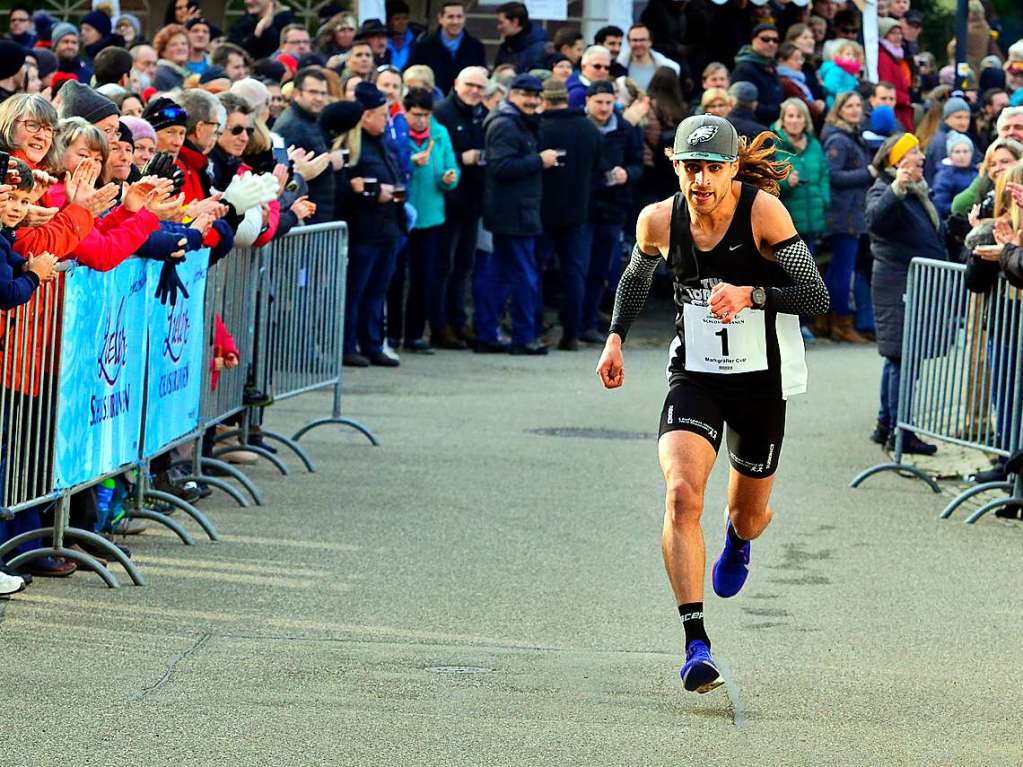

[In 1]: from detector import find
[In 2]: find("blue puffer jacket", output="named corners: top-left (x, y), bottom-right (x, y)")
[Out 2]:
top-left (821, 123), bottom-right (873, 236)
top-left (931, 162), bottom-right (978, 219)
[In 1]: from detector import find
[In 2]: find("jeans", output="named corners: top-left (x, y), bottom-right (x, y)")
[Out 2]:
top-left (853, 237), bottom-right (875, 332)
top-left (580, 223), bottom-right (623, 335)
top-left (346, 240), bottom-right (399, 356)
top-left (474, 234), bottom-right (539, 346)
top-left (441, 213), bottom-right (480, 332)
top-left (544, 225), bottom-right (588, 340)
top-left (989, 301), bottom-right (1021, 452)
top-left (878, 356), bottom-right (901, 429)
top-left (403, 225), bottom-right (446, 342)
top-left (826, 234), bottom-right (858, 316)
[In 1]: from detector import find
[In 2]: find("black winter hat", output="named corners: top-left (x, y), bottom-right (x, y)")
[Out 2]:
top-left (30, 49), bottom-right (59, 80)
top-left (199, 65), bottom-right (228, 84)
top-left (0, 41), bottom-right (27, 81)
top-left (58, 80), bottom-right (119, 124)
top-left (143, 96), bottom-right (188, 132)
top-left (253, 58), bottom-right (287, 84)
top-left (319, 101), bottom-right (365, 136)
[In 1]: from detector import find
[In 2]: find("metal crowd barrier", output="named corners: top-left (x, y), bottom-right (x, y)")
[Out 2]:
top-left (851, 258), bottom-right (1023, 523)
top-left (248, 222), bottom-right (377, 468)
top-left (0, 274), bottom-right (140, 587)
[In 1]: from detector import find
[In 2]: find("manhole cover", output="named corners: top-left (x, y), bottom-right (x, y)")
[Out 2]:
top-left (526, 427), bottom-right (654, 441)
top-left (427, 666), bottom-right (494, 674)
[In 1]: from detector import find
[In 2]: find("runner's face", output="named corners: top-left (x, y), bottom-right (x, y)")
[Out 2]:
top-left (678, 159), bottom-right (737, 213)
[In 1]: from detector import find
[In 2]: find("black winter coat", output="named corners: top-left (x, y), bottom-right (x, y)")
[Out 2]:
top-left (434, 92), bottom-right (486, 219)
top-left (726, 107), bottom-right (768, 143)
top-left (273, 104), bottom-right (334, 223)
top-left (494, 23), bottom-right (548, 73)
top-left (348, 131), bottom-right (405, 246)
top-left (539, 108), bottom-right (603, 231)
top-left (407, 28), bottom-right (487, 96)
top-left (589, 116), bottom-right (644, 226)
top-left (865, 178), bottom-right (947, 358)
top-left (229, 9), bottom-right (294, 60)
top-left (483, 101), bottom-right (544, 237)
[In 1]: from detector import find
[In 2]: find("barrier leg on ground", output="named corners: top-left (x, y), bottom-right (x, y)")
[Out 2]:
top-left (210, 429), bottom-right (289, 475)
top-left (849, 430), bottom-right (942, 493)
top-left (253, 428), bottom-right (316, 472)
top-left (125, 508), bottom-right (196, 545)
top-left (939, 481), bottom-right (1014, 519)
top-left (144, 489), bottom-right (220, 541)
top-left (180, 474), bottom-right (250, 508)
top-left (175, 457), bottom-right (264, 506)
top-left (964, 474), bottom-right (1023, 524)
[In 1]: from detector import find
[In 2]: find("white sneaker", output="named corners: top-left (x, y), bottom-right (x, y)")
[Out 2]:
top-left (382, 342), bottom-right (401, 363)
top-left (0, 571), bottom-right (26, 598)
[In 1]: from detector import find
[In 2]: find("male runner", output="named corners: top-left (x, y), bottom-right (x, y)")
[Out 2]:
top-left (595, 115), bottom-right (829, 693)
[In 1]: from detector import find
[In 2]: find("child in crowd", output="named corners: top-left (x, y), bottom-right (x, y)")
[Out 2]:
top-left (0, 160), bottom-right (58, 306)
top-left (820, 40), bottom-right (863, 108)
top-left (933, 131), bottom-right (979, 218)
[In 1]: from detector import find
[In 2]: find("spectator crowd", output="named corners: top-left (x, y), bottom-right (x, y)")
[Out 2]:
top-left (1, 0), bottom-right (1023, 595)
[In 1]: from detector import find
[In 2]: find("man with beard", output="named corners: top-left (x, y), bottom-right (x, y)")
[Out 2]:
top-left (51, 22), bottom-right (93, 84)
top-left (595, 115), bottom-right (828, 692)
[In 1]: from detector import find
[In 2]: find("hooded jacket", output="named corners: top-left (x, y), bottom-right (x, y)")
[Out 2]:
top-left (731, 45), bottom-right (783, 124)
top-left (773, 126), bottom-right (831, 238)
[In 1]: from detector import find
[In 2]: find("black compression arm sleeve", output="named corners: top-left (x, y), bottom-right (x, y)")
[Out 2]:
top-left (764, 236), bottom-right (830, 316)
top-left (609, 244), bottom-right (660, 342)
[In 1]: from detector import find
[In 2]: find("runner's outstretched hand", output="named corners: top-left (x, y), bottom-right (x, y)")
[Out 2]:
top-left (596, 335), bottom-right (624, 389)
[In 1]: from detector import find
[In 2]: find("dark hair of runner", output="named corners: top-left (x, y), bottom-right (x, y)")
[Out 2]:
top-left (736, 131), bottom-right (790, 197)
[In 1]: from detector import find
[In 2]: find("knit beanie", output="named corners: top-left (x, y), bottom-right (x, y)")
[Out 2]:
top-left (870, 104), bottom-right (896, 136)
top-left (117, 120), bottom-right (135, 147)
top-left (0, 41), bottom-right (27, 81)
top-left (143, 96), bottom-right (188, 131)
top-left (945, 130), bottom-right (974, 155)
top-left (120, 115), bottom-right (157, 145)
top-left (319, 100), bottom-right (365, 136)
top-left (943, 96), bottom-right (971, 119)
top-left (878, 17), bottom-right (900, 38)
top-left (230, 77), bottom-right (271, 112)
top-left (81, 10), bottom-right (112, 38)
top-left (58, 80), bottom-right (119, 123)
top-left (30, 49), bottom-right (59, 81)
top-left (32, 11), bottom-right (56, 44)
top-left (51, 22), bottom-right (79, 47)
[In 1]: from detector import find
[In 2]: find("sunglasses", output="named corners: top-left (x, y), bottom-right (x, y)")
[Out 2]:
top-left (758, 36), bottom-right (779, 44)
top-left (228, 125), bottom-right (255, 136)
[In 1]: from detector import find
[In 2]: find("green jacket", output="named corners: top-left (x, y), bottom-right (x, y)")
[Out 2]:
top-left (951, 173), bottom-right (991, 217)
top-left (772, 125), bottom-right (831, 238)
top-left (408, 117), bottom-right (460, 229)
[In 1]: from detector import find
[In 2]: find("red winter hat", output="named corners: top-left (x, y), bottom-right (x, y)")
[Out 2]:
top-left (50, 70), bottom-right (79, 96)
top-left (276, 53), bottom-right (298, 76)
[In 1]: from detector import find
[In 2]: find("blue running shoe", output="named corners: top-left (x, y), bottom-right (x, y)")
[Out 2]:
top-left (680, 640), bottom-right (723, 693)
top-left (712, 508), bottom-right (750, 598)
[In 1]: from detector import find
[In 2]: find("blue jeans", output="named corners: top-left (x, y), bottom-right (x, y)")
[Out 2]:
top-left (826, 234), bottom-right (858, 315)
top-left (441, 213), bottom-right (479, 332)
top-left (853, 238), bottom-right (875, 332)
top-left (474, 234), bottom-right (538, 346)
top-left (580, 223), bottom-right (623, 334)
top-left (989, 303), bottom-right (1021, 452)
top-left (346, 240), bottom-right (399, 356)
top-left (878, 356), bottom-right (901, 429)
top-left (545, 225), bottom-right (588, 339)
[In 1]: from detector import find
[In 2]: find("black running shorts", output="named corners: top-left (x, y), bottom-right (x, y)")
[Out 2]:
top-left (658, 379), bottom-right (786, 477)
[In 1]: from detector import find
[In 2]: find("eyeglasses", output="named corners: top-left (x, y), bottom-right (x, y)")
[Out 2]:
top-left (589, 63), bottom-right (610, 71)
top-left (15, 119), bottom-right (54, 135)
top-left (228, 125), bottom-right (255, 136)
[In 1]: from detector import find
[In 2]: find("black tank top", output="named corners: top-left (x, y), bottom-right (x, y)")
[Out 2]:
top-left (666, 182), bottom-right (802, 398)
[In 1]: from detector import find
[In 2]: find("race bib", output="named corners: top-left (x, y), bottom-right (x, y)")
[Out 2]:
top-left (683, 303), bottom-right (768, 374)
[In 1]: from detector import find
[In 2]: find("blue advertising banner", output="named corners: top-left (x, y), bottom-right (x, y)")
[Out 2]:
top-left (142, 250), bottom-right (209, 458)
top-left (54, 259), bottom-right (149, 489)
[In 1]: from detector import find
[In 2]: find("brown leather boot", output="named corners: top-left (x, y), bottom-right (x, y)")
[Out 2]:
top-left (811, 313), bottom-right (832, 338)
top-left (829, 313), bottom-right (869, 343)
top-left (432, 326), bottom-right (468, 350)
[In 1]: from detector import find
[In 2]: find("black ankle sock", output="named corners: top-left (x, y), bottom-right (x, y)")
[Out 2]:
top-left (678, 602), bottom-right (710, 648)
top-left (727, 521), bottom-right (746, 547)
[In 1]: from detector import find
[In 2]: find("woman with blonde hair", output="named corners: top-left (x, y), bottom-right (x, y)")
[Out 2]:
top-left (820, 90), bottom-right (874, 342)
top-left (700, 88), bottom-right (731, 118)
top-left (317, 12), bottom-right (357, 59)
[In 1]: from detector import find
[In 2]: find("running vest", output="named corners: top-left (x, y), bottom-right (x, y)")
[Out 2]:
top-left (666, 182), bottom-right (807, 398)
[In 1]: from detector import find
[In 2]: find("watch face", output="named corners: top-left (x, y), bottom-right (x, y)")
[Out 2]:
top-left (753, 287), bottom-right (766, 307)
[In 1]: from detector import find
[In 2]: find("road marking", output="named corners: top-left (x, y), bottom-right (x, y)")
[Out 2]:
top-left (716, 657), bottom-right (747, 730)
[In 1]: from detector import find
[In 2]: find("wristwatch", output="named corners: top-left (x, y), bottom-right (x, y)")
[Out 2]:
top-left (750, 286), bottom-right (767, 310)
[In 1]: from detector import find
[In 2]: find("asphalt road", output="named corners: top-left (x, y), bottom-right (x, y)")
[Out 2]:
top-left (2, 313), bottom-right (1021, 766)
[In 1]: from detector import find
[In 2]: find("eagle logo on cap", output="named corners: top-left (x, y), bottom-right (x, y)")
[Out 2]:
top-left (688, 125), bottom-right (719, 145)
